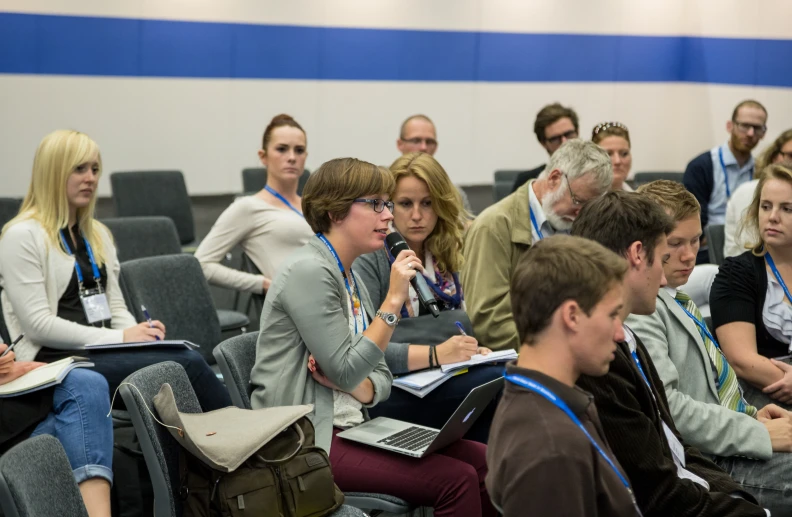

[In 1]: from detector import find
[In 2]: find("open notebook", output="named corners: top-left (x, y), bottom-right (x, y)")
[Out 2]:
top-left (0, 357), bottom-right (94, 398)
top-left (440, 349), bottom-right (518, 373)
top-left (84, 340), bottom-right (199, 350)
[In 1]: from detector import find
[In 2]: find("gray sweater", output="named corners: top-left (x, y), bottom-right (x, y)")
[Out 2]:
top-left (353, 248), bottom-right (474, 374)
top-left (250, 237), bottom-right (392, 453)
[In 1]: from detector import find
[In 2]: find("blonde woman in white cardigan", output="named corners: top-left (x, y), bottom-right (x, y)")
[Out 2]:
top-left (0, 130), bottom-right (231, 411)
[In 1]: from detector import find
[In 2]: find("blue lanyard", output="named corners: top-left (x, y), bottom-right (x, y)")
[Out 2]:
top-left (316, 233), bottom-right (367, 333)
top-left (504, 373), bottom-right (639, 512)
top-left (674, 301), bottom-right (721, 349)
top-left (264, 185), bottom-right (304, 218)
top-left (766, 253), bottom-right (792, 305)
top-left (630, 350), bottom-right (652, 390)
top-left (718, 147), bottom-right (753, 199)
top-left (529, 203), bottom-right (544, 241)
top-left (59, 230), bottom-right (102, 286)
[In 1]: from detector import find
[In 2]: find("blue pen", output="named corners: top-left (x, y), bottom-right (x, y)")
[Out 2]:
top-left (141, 305), bottom-right (161, 341)
top-left (455, 321), bottom-right (467, 336)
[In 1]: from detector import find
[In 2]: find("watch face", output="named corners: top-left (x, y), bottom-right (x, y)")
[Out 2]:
top-left (385, 314), bottom-right (398, 324)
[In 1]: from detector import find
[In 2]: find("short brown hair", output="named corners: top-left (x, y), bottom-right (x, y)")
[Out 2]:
top-left (571, 191), bottom-right (674, 264)
top-left (511, 235), bottom-right (627, 346)
top-left (732, 99), bottom-right (767, 121)
top-left (399, 114), bottom-right (435, 139)
top-left (534, 103), bottom-right (579, 143)
top-left (301, 158), bottom-right (395, 234)
top-left (637, 180), bottom-right (700, 222)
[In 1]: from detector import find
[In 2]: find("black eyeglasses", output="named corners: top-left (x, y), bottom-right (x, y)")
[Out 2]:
top-left (563, 173), bottom-right (585, 206)
top-left (401, 137), bottom-right (438, 148)
top-left (733, 120), bottom-right (767, 136)
top-left (545, 130), bottom-right (578, 146)
top-left (354, 198), bottom-right (394, 213)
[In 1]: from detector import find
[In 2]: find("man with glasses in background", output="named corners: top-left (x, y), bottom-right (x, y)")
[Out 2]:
top-left (684, 100), bottom-right (768, 263)
top-left (395, 114), bottom-right (473, 213)
top-left (512, 103), bottom-right (580, 192)
top-left (461, 139), bottom-right (613, 351)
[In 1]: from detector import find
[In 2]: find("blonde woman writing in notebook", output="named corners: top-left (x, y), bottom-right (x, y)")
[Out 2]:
top-left (0, 130), bottom-right (230, 411)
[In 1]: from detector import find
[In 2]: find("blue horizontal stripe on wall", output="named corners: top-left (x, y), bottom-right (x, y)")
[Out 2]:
top-left (1, 12), bottom-right (791, 87)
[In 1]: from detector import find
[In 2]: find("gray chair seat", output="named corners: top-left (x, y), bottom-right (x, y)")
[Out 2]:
top-left (217, 308), bottom-right (249, 333)
top-left (213, 333), bottom-right (420, 515)
top-left (0, 435), bottom-right (89, 517)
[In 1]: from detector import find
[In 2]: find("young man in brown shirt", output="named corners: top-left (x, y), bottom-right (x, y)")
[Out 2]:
top-left (486, 235), bottom-right (639, 516)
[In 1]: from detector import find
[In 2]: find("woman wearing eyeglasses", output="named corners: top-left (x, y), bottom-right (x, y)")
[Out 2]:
top-left (354, 153), bottom-right (501, 443)
top-left (592, 122), bottom-right (633, 192)
top-left (725, 129), bottom-right (792, 258)
top-left (250, 157), bottom-right (495, 517)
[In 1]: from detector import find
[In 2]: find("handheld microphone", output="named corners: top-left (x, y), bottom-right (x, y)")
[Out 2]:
top-left (385, 232), bottom-right (440, 318)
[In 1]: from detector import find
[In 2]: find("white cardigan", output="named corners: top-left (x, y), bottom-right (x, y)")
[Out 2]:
top-left (0, 219), bottom-right (137, 361)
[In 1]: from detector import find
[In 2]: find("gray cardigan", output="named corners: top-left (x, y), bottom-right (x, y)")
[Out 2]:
top-left (353, 248), bottom-right (473, 374)
top-left (250, 237), bottom-right (392, 453)
top-left (626, 288), bottom-right (771, 460)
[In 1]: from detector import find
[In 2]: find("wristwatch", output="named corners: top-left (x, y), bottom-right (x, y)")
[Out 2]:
top-left (375, 310), bottom-right (400, 328)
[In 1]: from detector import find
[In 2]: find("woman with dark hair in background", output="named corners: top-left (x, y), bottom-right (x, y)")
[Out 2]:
top-left (195, 114), bottom-right (314, 295)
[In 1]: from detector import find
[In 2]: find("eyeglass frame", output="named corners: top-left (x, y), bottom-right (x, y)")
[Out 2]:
top-left (562, 173), bottom-right (586, 206)
top-left (354, 198), bottom-right (395, 213)
top-left (400, 137), bottom-right (438, 148)
top-left (545, 129), bottom-right (578, 146)
top-left (732, 120), bottom-right (767, 136)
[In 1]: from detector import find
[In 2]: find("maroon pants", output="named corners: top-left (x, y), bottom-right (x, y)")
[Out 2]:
top-left (329, 428), bottom-right (497, 517)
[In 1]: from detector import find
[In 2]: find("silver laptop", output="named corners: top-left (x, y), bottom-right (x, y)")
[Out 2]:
top-left (337, 377), bottom-right (503, 458)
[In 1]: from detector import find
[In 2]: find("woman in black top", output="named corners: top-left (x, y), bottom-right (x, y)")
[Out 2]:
top-left (711, 163), bottom-right (792, 407)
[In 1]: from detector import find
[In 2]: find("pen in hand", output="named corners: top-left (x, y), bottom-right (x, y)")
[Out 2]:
top-left (141, 305), bottom-right (161, 341)
top-left (454, 321), bottom-right (467, 336)
top-left (0, 333), bottom-right (25, 358)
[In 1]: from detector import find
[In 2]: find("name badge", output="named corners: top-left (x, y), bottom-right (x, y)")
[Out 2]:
top-left (80, 287), bottom-right (112, 324)
top-left (662, 421), bottom-right (685, 467)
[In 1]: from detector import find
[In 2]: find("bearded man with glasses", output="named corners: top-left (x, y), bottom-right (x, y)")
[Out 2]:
top-left (461, 139), bottom-right (613, 351)
top-left (684, 100), bottom-right (768, 264)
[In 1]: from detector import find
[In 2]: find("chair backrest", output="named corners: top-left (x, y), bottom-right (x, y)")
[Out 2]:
top-left (632, 171), bottom-right (684, 187)
top-left (705, 224), bottom-right (726, 266)
top-left (0, 287), bottom-right (11, 345)
top-left (120, 362), bottom-right (201, 517)
top-left (120, 255), bottom-right (222, 364)
top-left (110, 171), bottom-right (195, 245)
top-left (492, 170), bottom-right (524, 202)
top-left (212, 332), bottom-right (258, 409)
top-left (101, 216), bottom-right (182, 262)
top-left (0, 435), bottom-right (89, 517)
top-left (0, 198), bottom-right (22, 229)
top-left (241, 168), bottom-right (311, 195)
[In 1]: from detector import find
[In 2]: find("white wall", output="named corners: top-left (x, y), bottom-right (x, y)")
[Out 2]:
top-left (1, 0), bottom-right (791, 197)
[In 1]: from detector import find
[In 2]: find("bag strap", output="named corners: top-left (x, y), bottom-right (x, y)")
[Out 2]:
top-left (254, 422), bottom-right (305, 465)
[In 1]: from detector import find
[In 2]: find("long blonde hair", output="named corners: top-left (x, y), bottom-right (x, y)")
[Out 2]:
top-left (389, 152), bottom-right (467, 273)
top-left (743, 163), bottom-right (792, 256)
top-left (2, 130), bottom-right (109, 265)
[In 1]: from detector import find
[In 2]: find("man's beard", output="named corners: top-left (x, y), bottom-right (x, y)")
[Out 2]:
top-left (541, 186), bottom-right (574, 231)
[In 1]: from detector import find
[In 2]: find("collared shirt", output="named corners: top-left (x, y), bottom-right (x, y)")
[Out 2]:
top-left (487, 364), bottom-right (636, 516)
top-left (707, 142), bottom-right (754, 226)
top-left (528, 180), bottom-right (565, 241)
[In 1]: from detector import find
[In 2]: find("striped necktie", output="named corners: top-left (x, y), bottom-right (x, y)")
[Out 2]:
top-left (674, 290), bottom-right (756, 417)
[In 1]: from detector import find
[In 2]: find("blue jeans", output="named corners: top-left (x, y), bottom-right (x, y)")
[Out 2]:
top-left (368, 364), bottom-right (504, 443)
top-left (30, 368), bottom-right (114, 485)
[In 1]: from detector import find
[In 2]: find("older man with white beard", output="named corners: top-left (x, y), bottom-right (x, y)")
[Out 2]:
top-left (461, 139), bottom-right (613, 351)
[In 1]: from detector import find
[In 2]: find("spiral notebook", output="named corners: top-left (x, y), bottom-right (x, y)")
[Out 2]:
top-left (0, 357), bottom-right (94, 398)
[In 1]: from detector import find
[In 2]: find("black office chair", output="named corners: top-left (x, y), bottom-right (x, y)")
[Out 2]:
top-left (492, 170), bottom-right (523, 202)
top-left (632, 171), bottom-right (684, 187)
top-left (0, 198), bottom-right (22, 228)
top-left (705, 224), bottom-right (726, 266)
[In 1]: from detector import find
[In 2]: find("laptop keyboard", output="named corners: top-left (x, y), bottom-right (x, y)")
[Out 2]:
top-left (377, 426), bottom-right (439, 451)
